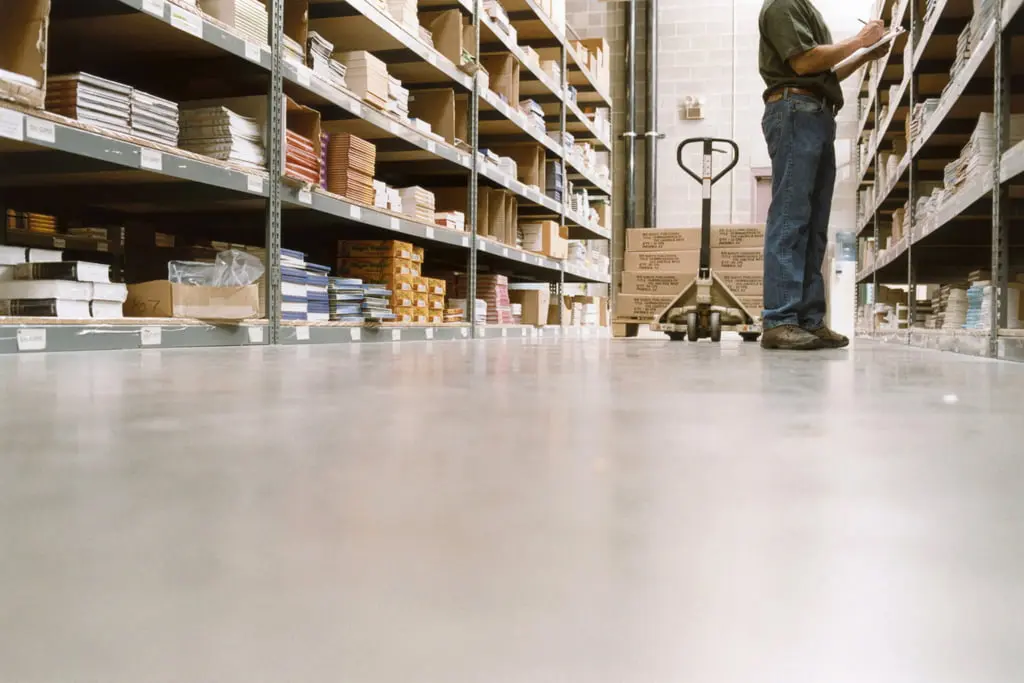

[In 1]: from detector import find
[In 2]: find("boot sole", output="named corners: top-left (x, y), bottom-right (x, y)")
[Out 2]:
top-left (761, 338), bottom-right (827, 350)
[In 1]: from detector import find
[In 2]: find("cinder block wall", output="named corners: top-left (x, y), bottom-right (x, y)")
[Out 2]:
top-left (565, 0), bottom-right (872, 292)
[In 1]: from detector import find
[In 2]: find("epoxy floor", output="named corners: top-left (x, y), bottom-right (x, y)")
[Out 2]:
top-left (2, 337), bottom-right (1024, 683)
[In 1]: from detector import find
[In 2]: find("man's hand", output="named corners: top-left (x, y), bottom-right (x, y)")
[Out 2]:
top-left (864, 44), bottom-right (889, 60)
top-left (856, 19), bottom-right (885, 47)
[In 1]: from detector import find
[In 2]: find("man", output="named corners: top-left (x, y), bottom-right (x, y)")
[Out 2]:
top-left (758, 0), bottom-right (887, 350)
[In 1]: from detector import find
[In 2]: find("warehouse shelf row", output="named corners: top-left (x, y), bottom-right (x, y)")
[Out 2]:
top-left (853, 0), bottom-right (1024, 359)
top-left (0, 0), bottom-right (614, 353)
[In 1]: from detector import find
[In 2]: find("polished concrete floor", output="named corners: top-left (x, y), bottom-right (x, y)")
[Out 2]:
top-left (2, 337), bottom-right (1023, 682)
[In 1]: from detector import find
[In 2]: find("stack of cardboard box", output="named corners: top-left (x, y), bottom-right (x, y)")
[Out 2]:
top-left (336, 239), bottom-right (430, 323)
top-left (616, 225), bottom-right (765, 323)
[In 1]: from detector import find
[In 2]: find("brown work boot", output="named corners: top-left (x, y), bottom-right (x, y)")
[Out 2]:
top-left (806, 324), bottom-right (850, 348)
top-left (760, 324), bottom-right (826, 350)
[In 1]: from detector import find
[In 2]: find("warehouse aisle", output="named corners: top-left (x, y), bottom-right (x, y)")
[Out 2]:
top-left (2, 338), bottom-right (1024, 682)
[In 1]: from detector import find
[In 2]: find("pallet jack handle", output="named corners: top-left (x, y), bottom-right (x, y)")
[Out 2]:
top-left (676, 138), bottom-right (740, 185)
top-left (676, 138), bottom-right (740, 274)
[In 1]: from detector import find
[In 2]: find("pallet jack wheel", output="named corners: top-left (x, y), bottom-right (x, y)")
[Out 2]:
top-left (686, 312), bottom-right (699, 342)
top-left (740, 332), bottom-right (761, 343)
top-left (709, 311), bottom-right (722, 342)
top-left (667, 332), bottom-right (687, 342)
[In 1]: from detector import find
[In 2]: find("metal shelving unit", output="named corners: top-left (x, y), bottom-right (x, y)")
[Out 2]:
top-left (853, 0), bottom-right (1023, 359)
top-left (0, 0), bottom-right (612, 353)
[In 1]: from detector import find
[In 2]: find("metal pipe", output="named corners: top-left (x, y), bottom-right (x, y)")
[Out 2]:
top-left (643, 0), bottom-right (657, 227)
top-left (624, 0), bottom-right (637, 233)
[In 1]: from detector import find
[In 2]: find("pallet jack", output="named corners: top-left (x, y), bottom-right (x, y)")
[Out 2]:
top-left (650, 138), bottom-right (762, 343)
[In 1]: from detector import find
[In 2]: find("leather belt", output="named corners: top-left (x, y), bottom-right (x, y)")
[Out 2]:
top-left (765, 87), bottom-right (837, 114)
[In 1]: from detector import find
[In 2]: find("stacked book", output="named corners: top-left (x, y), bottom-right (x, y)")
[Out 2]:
top-left (326, 133), bottom-right (376, 204)
top-left (284, 34), bottom-right (304, 65)
top-left (306, 31), bottom-right (348, 90)
top-left (398, 187), bottom-right (436, 223)
top-left (0, 259), bottom-right (127, 319)
top-left (942, 287), bottom-right (969, 329)
top-left (546, 159), bottom-right (564, 202)
top-left (319, 132), bottom-right (329, 189)
top-left (46, 73), bottom-right (131, 136)
top-left (388, 76), bottom-right (410, 120)
top-left (450, 297), bottom-right (487, 324)
top-left (435, 210), bottom-right (465, 231)
top-left (204, 0), bottom-right (268, 45)
top-left (444, 307), bottom-right (465, 323)
top-left (130, 90), bottom-right (179, 147)
top-left (285, 129), bottom-right (321, 185)
top-left (305, 261), bottom-right (332, 322)
top-left (280, 249), bottom-right (310, 321)
top-left (336, 51), bottom-right (390, 109)
top-left (472, 274), bottom-right (513, 324)
top-left (520, 99), bottom-right (546, 131)
top-left (964, 282), bottom-right (988, 329)
top-left (179, 104), bottom-right (266, 170)
top-left (387, 0), bottom-right (419, 31)
top-left (328, 277), bottom-right (366, 322)
top-left (6, 209), bottom-right (56, 234)
top-left (362, 284), bottom-right (397, 321)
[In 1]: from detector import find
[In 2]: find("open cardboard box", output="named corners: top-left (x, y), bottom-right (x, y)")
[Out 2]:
top-left (0, 0), bottom-right (49, 109)
top-left (125, 281), bottom-right (261, 321)
top-left (480, 53), bottom-right (519, 105)
top-left (509, 286), bottom-right (550, 326)
top-left (408, 88), bottom-right (468, 146)
top-left (490, 143), bottom-right (546, 189)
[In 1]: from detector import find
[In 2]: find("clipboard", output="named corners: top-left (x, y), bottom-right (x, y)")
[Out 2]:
top-left (834, 27), bottom-right (906, 71)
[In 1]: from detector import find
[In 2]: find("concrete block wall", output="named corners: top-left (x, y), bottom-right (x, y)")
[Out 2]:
top-left (564, 0), bottom-right (872, 291)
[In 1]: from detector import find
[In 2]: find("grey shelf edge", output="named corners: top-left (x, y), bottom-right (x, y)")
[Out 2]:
top-left (1003, 0), bottom-right (1023, 25)
top-left (999, 139), bottom-right (1024, 182)
top-left (857, 75), bottom-right (910, 185)
top-left (912, 0), bottom-right (950, 70)
top-left (857, 154), bottom-right (911, 235)
top-left (0, 106), bottom-right (270, 197)
top-left (565, 97), bottom-right (611, 151)
top-left (0, 321), bottom-right (269, 354)
top-left (480, 14), bottom-right (564, 103)
top-left (564, 155), bottom-right (612, 195)
top-left (480, 88), bottom-right (563, 157)
top-left (276, 323), bottom-right (600, 345)
top-left (565, 46), bottom-right (612, 108)
top-left (856, 328), bottom-right (1017, 359)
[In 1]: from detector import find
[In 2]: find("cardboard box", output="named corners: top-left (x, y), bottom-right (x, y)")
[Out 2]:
top-left (337, 256), bottom-right (418, 280)
top-left (425, 277), bottom-right (446, 296)
top-left (520, 220), bottom-right (568, 259)
top-left (491, 143), bottom-right (545, 189)
top-left (191, 94), bottom-right (320, 157)
top-left (719, 271), bottom-right (764, 297)
top-left (339, 239), bottom-right (415, 260)
top-left (0, 0), bottom-right (49, 109)
top-left (549, 295), bottom-right (572, 327)
top-left (509, 287), bottom-right (550, 326)
top-left (421, 9), bottom-right (467, 65)
top-left (408, 88), bottom-right (466, 146)
top-left (615, 293), bottom-right (673, 321)
top-left (480, 53), bottom-right (520, 105)
top-left (621, 271), bottom-right (695, 296)
top-left (624, 248), bottom-right (763, 272)
top-left (626, 225), bottom-right (766, 252)
top-left (125, 281), bottom-right (260, 320)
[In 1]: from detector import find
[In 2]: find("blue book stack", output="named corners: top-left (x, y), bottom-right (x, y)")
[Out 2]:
top-left (328, 277), bottom-right (365, 322)
top-left (546, 159), bottom-right (564, 203)
top-left (305, 262), bottom-right (331, 322)
top-left (362, 284), bottom-right (397, 321)
top-left (964, 284), bottom-right (985, 329)
top-left (281, 248), bottom-right (309, 321)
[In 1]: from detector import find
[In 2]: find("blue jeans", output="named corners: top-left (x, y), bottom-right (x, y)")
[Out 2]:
top-left (761, 94), bottom-right (836, 330)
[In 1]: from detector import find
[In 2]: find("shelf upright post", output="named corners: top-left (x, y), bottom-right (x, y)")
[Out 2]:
top-left (871, 66), bottom-right (881, 331)
top-left (558, 34), bottom-right (568, 322)
top-left (991, 6), bottom-right (1010, 352)
top-left (467, 0), bottom-right (481, 338)
top-left (265, 0), bottom-right (285, 345)
top-left (906, 0), bottom-right (918, 339)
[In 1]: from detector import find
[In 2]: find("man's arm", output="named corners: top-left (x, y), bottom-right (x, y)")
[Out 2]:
top-left (789, 34), bottom-right (873, 76)
top-left (763, 2), bottom-right (884, 76)
top-left (833, 45), bottom-right (888, 81)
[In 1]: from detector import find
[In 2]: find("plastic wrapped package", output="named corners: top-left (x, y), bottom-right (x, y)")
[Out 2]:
top-left (168, 249), bottom-right (265, 287)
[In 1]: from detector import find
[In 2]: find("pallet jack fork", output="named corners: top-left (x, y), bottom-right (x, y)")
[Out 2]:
top-left (650, 137), bottom-right (762, 343)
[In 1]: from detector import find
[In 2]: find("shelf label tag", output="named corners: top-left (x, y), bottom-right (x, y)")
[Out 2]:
top-left (245, 41), bottom-right (261, 63)
top-left (142, 0), bottom-right (165, 16)
top-left (170, 7), bottom-right (203, 37)
top-left (16, 328), bottom-right (46, 352)
top-left (460, 327), bottom-right (469, 338)
top-left (140, 148), bottom-right (162, 171)
top-left (426, 140), bottom-right (436, 153)
top-left (461, 236), bottom-right (469, 247)
top-left (350, 327), bottom-right (361, 341)
top-left (52, 238), bottom-right (66, 249)
top-left (501, 247), bottom-right (509, 257)
top-left (501, 328), bottom-right (508, 338)
top-left (296, 326), bottom-right (310, 341)
top-left (0, 109), bottom-right (25, 141)
top-left (298, 189), bottom-right (313, 205)
top-left (98, 242), bottom-right (108, 252)
top-left (247, 174), bottom-right (263, 193)
top-left (348, 205), bottom-right (362, 220)
top-left (521, 328), bottom-right (528, 337)
top-left (389, 121), bottom-right (401, 135)
top-left (247, 326), bottom-right (264, 344)
top-left (520, 252), bottom-right (527, 262)
top-left (391, 329), bottom-right (401, 342)
top-left (479, 241), bottom-right (486, 251)
top-left (390, 217), bottom-right (400, 231)
top-left (140, 326), bottom-right (162, 346)
top-left (25, 118), bottom-right (55, 143)
top-left (425, 328), bottom-right (434, 340)
top-left (425, 227), bottom-right (435, 239)
top-left (297, 67), bottom-right (311, 87)
top-left (427, 52), bottom-right (438, 66)
top-left (478, 327), bottom-right (487, 337)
